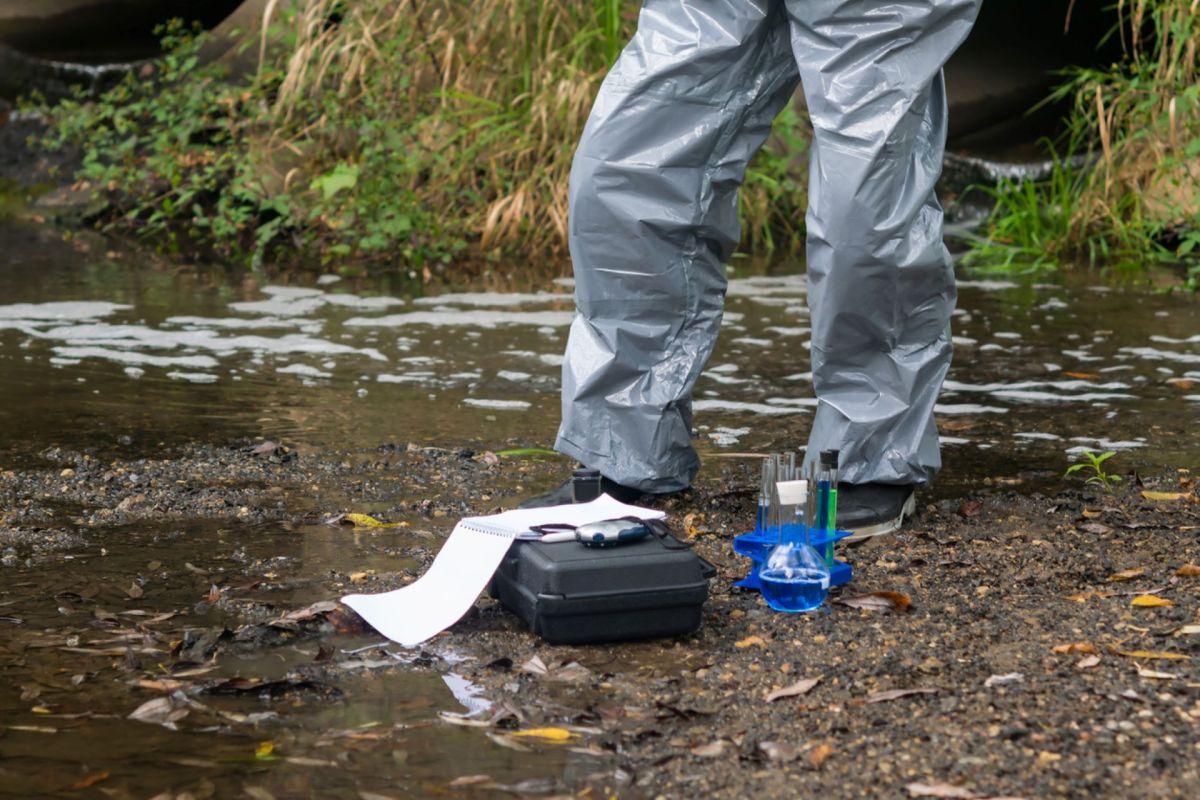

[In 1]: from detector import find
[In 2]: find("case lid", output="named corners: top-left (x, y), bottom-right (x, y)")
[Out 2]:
top-left (508, 533), bottom-right (710, 599)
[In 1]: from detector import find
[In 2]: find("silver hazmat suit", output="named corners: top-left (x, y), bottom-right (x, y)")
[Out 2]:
top-left (555, 0), bottom-right (982, 492)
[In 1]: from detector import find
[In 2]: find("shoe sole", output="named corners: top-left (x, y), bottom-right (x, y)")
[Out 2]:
top-left (841, 492), bottom-right (917, 545)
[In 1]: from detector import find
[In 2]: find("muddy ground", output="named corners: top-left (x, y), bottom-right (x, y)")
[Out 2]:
top-left (2, 439), bottom-right (1198, 799)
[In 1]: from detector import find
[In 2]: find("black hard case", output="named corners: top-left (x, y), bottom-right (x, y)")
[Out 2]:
top-left (490, 534), bottom-right (715, 645)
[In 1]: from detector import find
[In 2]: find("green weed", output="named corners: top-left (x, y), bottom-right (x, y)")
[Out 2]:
top-left (965, 0), bottom-right (1200, 280)
top-left (1065, 449), bottom-right (1122, 493)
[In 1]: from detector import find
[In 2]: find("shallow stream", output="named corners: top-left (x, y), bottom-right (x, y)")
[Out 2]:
top-left (1, 219), bottom-right (1197, 797)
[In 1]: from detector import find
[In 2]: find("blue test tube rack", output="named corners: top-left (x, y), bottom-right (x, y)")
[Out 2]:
top-left (732, 524), bottom-right (853, 591)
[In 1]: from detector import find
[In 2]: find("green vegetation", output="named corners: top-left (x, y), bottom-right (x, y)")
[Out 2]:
top-left (967, 0), bottom-right (1200, 276)
top-left (1065, 449), bottom-right (1122, 493)
top-left (35, 1), bottom-right (809, 273)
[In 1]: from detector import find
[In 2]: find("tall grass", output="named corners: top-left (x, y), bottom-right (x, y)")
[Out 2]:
top-left (39, 0), bottom-right (810, 272)
top-left (968, 0), bottom-right (1200, 272)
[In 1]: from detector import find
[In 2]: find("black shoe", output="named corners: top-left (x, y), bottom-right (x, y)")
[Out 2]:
top-left (835, 483), bottom-right (916, 542)
top-left (518, 474), bottom-right (645, 509)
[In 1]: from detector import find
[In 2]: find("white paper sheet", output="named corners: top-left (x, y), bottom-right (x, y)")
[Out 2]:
top-left (341, 495), bottom-right (665, 646)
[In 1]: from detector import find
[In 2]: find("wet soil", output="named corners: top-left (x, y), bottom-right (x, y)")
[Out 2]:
top-left (2, 439), bottom-right (1198, 798)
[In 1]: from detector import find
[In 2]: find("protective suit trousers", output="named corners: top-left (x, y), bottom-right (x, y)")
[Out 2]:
top-left (555, 0), bottom-right (981, 492)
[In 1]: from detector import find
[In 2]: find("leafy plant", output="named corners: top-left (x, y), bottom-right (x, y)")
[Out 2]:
top-left (1065, 449), bottom-right (1122, 492)
top-left (34, 0), bottom-right (811, 272)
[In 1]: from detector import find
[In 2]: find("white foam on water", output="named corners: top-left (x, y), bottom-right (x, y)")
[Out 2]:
top-left (165, 315), bottom-right (320, 331)
top-left (321, 294), bottom-right (406, 310)
top-left (765, 326), bottom-right (809, 337)
top-left (722, 312), bottom-right (745, 323)
top-left (400, 356), bottom-right (442, 365)
top-left (1185, 395), bottom-right (1200, 402)
top-left (1150, 334), bottom-right (1200, 345)
top-left (989, 389), bottom-right (1137, 403)
top-left (497, 370), bottom-right (531, 381)
top-left (1038, 298), bottom-right (1069, 310)
top-left (742, 296), bottom-right (801, 307)
top-left (413, 291), bottom-right (571, 307)
top-left (449, 371), bottom-right (483, 380)
top-left (1014, 432), bottom-right (1062, 441)
top-left (376, 373), bottom-right (434, 384)
top-left (730, 337), bottom-right (773, 347)
top-left (707, 426), bottom-right (750, 446)
top-left (956, 280), bottom-right (1019, 290)
top-left (708, 363), bottom-right (739, 373)
top-left (1120, 346), bottom-right (1200, 365)
top-left (943, 378), bottom-right (1131, 393)
top-left (552, 277), bottom-right (575, 288)
top-left (166, 371), bottom-right (218, 384)
top-left (49, 357), bottom-right (81, 366)
top-left (539, 354), bottom-right (564, 367)
top-left (725, 275), bottom-right (807, 297)
top-left (705, 373), bottom-right (750, 385)
top-left (277, 363), bottom-right (332, 378)
top-left (993, 332), bottom-right (1022, 340)
top-left (939, 436), bottom-right (969, 445)
top-left (952, 336), bottom-right (977, 346)
top-left (34, 323), bottom-right (386, 362)
top-left (783, 372), bottom-right (812, 382)
top-left (1044, 363), bottom-right (1061, 372)
top-left (52, 345), bottom-right (219, 369)
top-left (317, 275), bottom-right (342, 286)
top-left (765, 396), bottom-right (819, 407)
top-left (934, 403), bottom-right (1008, 414)
top-left (0, 301), bottom-right (131, 321)
top-left (124, 367), bottom-right (144, 379)
top-left (345, 310), bottom-right (574, 328)
top-left (1065, 437), bottom-right (1146, 454)
top-left (692, 399), bottom-right (807, 416)
top-left (1061, 349), bottom-right (1105, 362)
top-left (978, 344), bottom-right (1007, 352)
top-left (462, 398), bottom-right (531, 410)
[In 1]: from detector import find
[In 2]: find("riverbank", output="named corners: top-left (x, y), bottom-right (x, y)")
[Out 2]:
top-left (2, 437), bottom-right (1198, 797)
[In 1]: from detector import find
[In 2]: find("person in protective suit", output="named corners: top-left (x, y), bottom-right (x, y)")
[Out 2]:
top-left (523, 0), bottom-right (982, 540)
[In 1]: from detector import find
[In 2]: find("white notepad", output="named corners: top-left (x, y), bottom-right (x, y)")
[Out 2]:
top-left (341, 494), bottom-right (665, 646)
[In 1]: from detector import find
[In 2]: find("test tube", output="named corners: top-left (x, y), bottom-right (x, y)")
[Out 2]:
top-left (815, 450), bottom-right (839, 568)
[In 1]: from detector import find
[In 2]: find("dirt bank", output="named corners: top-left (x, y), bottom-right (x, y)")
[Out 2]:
top-left (2, 438), bottom-right (1197, 797)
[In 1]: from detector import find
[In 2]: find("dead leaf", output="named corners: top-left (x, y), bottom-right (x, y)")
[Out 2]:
top-left (1113, 649), bottom-right (1190, 661)
top-left (906, 782), bottom-right (978, 798)
top-left (70, 771), bottom-right (109, 789)
top-left (206, 584), bottom-right (222, 604)
top-left (867, 687), bottom-right (938, 703)
top-left (1141, 491), bottom-right (1188, 501)
top-left (1173, 624), bottom-right (1200, 636)
top-left (1131, 595), bottom-right (1173, 608)
top-left (764, 676), bottom-right (822, 702)
top-left (1078, 522), bottom-right (1111, 535)
top-left (983, 673), bottom-right (1023, 688)
top-left (486, 733), bottom-right (531, 752)
top-left (338, 513), bottom-right (402, 529)
top-left (835, 591), bottom-right (911, 612)
top-left (957, 500), bottom-right (983, 518)
top-left (447, 776), bottom-right (493, 787)
top-left (1175, 564), bottom-right (1200, 577)
top-left (507, 727), bottom-right (576, 742)
top-left (125, 583), bottom-right (144, 599)
top-left (757, 741), bottom-right (798, 762)
top-left (1063, 371), bottom-right (1098, 380)
top-left (690, 740), bottom-right (732, 758)
top-left (184, 562), bottom-right (209, 576)
top-left (244, 787), bottom-right (277, 800)
top-left (1080, 509), bottom-right (1102, 519)
top-left (809, 742), bottom-right (835, 769)
top-left (1052, 643), bottom-right (1097, 654)
top-left (250, 441), bottom-right (280, 456)
top-left (1108, 567), bottom-right (1146, 582)
top-left (734, 635), bottom-right (766, 649)
top-left (1136, 665), bottom-right (1177, 680)
top-left (1076, 655), bottom-right (1101, 670)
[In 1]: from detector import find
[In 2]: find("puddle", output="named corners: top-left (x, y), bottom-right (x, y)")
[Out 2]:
top-left (1, 219), bottom-right (1198, 794)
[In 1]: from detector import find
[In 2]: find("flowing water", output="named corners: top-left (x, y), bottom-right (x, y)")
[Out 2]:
top-left (1, 219), bottom-right (1197, 796)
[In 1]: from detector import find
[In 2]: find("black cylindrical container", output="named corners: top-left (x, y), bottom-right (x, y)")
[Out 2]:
top-left (572, 468), bottom-right (601, 503)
